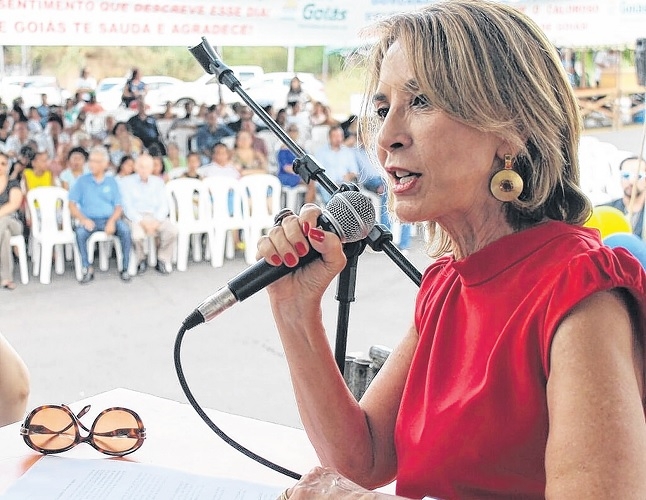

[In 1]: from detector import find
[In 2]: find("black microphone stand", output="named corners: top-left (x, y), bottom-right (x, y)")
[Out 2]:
top-left (188, 37), bottom-right (422, 373)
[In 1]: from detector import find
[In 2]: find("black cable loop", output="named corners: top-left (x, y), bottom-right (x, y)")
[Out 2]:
top-left (173, 323), bottom-right (302, 481)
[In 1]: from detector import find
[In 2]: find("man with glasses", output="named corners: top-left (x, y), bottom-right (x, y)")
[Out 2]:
top-left (604, 156), bottom-right (646, 239)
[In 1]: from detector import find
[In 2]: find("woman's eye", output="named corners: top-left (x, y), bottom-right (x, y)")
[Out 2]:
top-left (411, 95), bottom-right (430, 108)
top-left (376, 107), bottom-right (389, 119)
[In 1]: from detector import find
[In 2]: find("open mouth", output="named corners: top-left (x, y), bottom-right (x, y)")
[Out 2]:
top-left (392, 169), bottom-right (421, 185)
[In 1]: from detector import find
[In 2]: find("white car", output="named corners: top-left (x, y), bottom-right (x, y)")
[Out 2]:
top-left (1, 76), bottom-right (71, 109)
top-left (95, 77), bottom-right (126, 110)
top-left (156, 65), bottom-right (264, 108)
top-left (241, 72), bottom-right (327, 110)
top-left (95, 75), bottom-right (185, 112)
top-left (0, 76), bottom-right (30, 106)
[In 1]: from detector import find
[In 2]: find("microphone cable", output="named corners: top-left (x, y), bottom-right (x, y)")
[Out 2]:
top-left (174, 321), bottom-right (303, 480)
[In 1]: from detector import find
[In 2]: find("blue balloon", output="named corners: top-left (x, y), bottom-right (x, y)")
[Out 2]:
top-left (604, 233), bottom-right (646, 268)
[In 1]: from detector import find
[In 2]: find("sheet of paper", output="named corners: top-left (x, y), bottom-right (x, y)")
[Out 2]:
top-left (1, 456), bottom-right (284, 499)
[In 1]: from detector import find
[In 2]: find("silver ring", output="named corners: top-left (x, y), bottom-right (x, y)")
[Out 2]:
top-left (273, 208), bottom-right (295, 226)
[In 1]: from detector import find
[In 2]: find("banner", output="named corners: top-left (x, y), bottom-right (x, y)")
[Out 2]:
top-left (0, 0), bottom-right (433, 46)
top-left (0, 0), bottom-right (643, 47)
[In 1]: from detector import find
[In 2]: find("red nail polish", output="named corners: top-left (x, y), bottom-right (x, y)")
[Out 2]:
top-left (302, 221), bottom-right (310, 234)
top-left (284, 253), bottom-right (297, 266)
top-left (295, 242), bottom-right (308, 257)
top-left (309, 228), bottom-right (325, 242)
top-left (270, 255), bottom-right (282, 265)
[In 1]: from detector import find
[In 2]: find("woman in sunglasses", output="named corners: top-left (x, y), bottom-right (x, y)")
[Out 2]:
top-left (258, 1), bottom-right (646, 498)
top-left (604, 156), bottom-right (646, 238)
top-left (0, 331), bottom-right (29, 426)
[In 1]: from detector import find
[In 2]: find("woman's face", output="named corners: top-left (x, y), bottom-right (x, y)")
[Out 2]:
top-left (120, 158), bottom-right (135, 176)
top-left (374, 42), bottom-right (505, 226)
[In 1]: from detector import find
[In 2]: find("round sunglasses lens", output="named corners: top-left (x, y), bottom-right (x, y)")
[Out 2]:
top-left (27, 407), bottom-right (77, 452)
top-left (92, 409), bottom-right (141, 455)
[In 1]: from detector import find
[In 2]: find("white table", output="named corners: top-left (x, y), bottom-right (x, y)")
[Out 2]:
top-left (0, 388), bottom-right (319, 494)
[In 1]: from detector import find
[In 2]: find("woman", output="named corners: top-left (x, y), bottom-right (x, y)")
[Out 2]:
top-left (116, 155), bottom-right (135, 180)
top-left (121, 68), bottom-right (146, 109)
top-left (0, 153), bottom-right (24, 290)
top-left (232, 129), bottom-right (267, 176)
top-left (286, 76), bottom-right (309, 107)
top-left (257, 2), bottom-right (646, 498)
top-left (59, 146), bottom-right (89, 191)
top-left (107, 121), bottom-right (143, 167)
top-left (276, 124), bottom-right (316, 205)
top-left (162, 141), bottom-right (187, 175)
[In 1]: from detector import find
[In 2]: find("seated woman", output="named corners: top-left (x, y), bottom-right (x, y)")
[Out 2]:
top-left (107, 121), bottom-right (143, 167)
top-left (0, 331), bottom-right (29, 425)
top-left (0, 152), bottom-right (24, 290)
top-left (232, 130), bottom-right (268, 177)
top-left (59, 146), bottom-right (89, 192)
top-left (162, 141), bottom-right (187, 176)
top-left (276, 124), bottom-right (316, 206)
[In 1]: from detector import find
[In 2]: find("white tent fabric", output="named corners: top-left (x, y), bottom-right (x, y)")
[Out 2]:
top-left (0, 0), bottom-right (643, 48)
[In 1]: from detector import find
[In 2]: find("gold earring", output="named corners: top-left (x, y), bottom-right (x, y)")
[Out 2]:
top-left (490, 154), bottom-right (523, 202)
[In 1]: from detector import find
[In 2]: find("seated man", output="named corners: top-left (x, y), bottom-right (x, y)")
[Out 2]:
top-left (314, 125), bottom-right (359, 205)
top-left (603, 156), bottom-right (645, 239)
top-left (69, 146), bottom-right (132, 283)
top-left (120, 154), bottom-right (178, 275)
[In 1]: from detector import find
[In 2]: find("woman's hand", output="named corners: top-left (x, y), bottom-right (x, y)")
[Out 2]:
top-left (257, 204), bottom-right (347, 303)
top-left (280, 467), bottom-right (393, 499)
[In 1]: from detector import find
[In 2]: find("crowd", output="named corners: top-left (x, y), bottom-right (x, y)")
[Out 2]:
top-left (0, 74), bottom-right (413, 290)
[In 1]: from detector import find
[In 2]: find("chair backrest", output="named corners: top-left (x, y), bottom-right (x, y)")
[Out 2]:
top-left (201, 176), bottom-right (244, 224)
top-left (165, 178), bottom-right (212, 226)
top-left (167, 167), bottom-right (188, 180)
top-left (238, 174), bottom-right (282, 226)
top-left (26, 186), bottom-right (73, 239)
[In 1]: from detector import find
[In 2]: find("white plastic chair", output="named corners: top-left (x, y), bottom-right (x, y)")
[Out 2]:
top-left (281, 184), bottom-right (309, 213)
top-left (9, 235), bottom-right (28, 285)
top-left (87, 231), bottom-right (124, 272)
top-left (238, 174), bottom-right (282, 265)
top-left (202, 176), bottom-right (246, 268)
top-left (167, 167), bottom-right (187, 180)
top-left (166, 178), bottom-right (217, 271)
top-left (27, 187), bottom-right (82, 284)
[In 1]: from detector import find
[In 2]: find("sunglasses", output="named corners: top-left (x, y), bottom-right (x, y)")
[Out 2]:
top-left (621, 171), bottom-right (646, 181)
top-left (20, 404), bottom-right (146, 456)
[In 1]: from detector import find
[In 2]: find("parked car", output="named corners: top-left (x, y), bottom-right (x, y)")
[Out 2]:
top-left (0, 75), bottom-right (71, 109)
top-left (95, 77), bottom-right (126, 110)
top-left (95, 75), bottom-right (185, 112)
top-left (241, 72), bottom-right (327, 110)
top-left (156, 65), bottom-right (264, 108)
top-left (0, 76), bottom-right (29, 106)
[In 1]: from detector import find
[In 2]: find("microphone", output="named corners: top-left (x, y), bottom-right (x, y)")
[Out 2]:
top-left (183, 190), bottom-right (376, 330)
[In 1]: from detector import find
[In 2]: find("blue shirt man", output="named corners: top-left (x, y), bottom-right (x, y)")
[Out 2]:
top-left (69, 146), bottom-right (132, 283)
top-left (194, 108), bottom-right (235, 163)
top-left (314, 125), bottom-right (359, 204)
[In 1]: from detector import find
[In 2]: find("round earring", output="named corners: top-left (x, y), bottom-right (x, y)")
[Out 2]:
top-left (490, 154), bottom-right (523, 202)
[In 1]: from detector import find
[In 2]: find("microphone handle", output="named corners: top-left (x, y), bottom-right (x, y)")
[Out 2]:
top-left (231, 245), bottom-right (321, 302)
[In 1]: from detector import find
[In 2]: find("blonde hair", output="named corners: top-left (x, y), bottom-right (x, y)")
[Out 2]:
top-left (360, 0), bottom-right (591, 256)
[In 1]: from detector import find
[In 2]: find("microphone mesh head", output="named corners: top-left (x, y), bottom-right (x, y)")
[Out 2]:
top-left (323, 191), bottom-right (376, 243)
